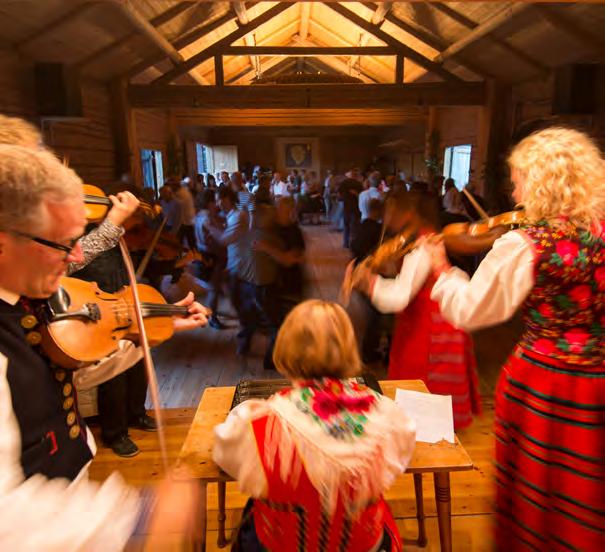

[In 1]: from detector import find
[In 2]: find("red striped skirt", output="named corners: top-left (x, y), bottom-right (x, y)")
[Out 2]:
top-left (494, 347), bottom-right (605, 551)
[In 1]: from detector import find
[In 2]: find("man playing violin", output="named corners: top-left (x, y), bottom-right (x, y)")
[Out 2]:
top-left (0, 144), bottom-right (208, 548)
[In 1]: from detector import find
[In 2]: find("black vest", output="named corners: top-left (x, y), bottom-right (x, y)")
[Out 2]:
top-left (0, 299), bottom-right (92, 480)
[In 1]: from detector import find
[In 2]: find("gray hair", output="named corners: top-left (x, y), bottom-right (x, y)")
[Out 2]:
top-left (0, 145), bottom-right (82, 232)
top-left (0, 114), bottom-right (42, 148)
top-left (368, 170), bottom-right (382, 187)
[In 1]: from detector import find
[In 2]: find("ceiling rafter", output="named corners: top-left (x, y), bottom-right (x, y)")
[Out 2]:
top-left (16, 2), bottom-right (98, 50)
top-left (76, 1), bottom-right (197, 70)
top-left (232, 2), bottom-right (260, 78)
top-left (109, 0), bottom-right (208, 85)
top-left (218, 18), bottom-right (302, 84)
top-left (349, 2), bottom-right (391, 70)
top-left (533, 4), bottom-right (605, 59)
top-left (152, 2), bottom-right (292, 85)
top-left (323, 2), bottom-right (462, 83)
top-left (291, 35), bottom-right (377, 84)
top-left (430, 2), bottom-right (548, 76)
top-left (366, 3), bottom-right (492, 80)
top-left (125, 8), bottom-right (237, 79)
top-left (299, 2), bottom-right (311, 41)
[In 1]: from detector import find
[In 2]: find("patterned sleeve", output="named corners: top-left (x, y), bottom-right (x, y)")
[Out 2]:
top-left (67, 219), bottom-right (124, 275)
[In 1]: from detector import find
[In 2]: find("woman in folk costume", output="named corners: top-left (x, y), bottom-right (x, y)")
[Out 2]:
top-left (213, 300), bottom-right (415, 551)
top-left (350, 191), bottom-right (481, 430)
top-left (426, 127), bottom-right (605, 550)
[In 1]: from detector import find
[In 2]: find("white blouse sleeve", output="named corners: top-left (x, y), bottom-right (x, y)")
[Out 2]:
top-left (430, 231), bottom-right (535, 332)
top-left (213, 400), bottom-right (269, 498)
top-left (0, 355), bottom-right (140, 552)
top-left (371, 245), bottom-right (431, 313)
top-left (74, 341), bottom-right (143, 391)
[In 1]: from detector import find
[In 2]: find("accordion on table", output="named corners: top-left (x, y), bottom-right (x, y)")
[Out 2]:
top-left (230, 373), bottom-right (382, 410)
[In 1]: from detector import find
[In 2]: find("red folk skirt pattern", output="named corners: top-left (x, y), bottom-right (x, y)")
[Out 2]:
top-left (494, 347), bottom-right (605, 551)
top-left (388, 283), bottom-right (481, 430)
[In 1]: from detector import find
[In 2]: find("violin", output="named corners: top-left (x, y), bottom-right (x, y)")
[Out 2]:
top-left (442, 209), bottom-right (526, 237)
top-left (39, 276), bottom-right (188, 368)
top-left (83, 184), bottom-right (160, 223)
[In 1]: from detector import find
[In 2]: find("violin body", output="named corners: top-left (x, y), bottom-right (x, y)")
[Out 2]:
top-left (41, 277), bottom-right (180, 369)
top-left (83, 183), bottom-right (161, 223)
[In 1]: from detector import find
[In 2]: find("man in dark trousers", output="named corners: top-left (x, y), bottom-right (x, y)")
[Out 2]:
top-left (338, 168), bottom-right (363, 249)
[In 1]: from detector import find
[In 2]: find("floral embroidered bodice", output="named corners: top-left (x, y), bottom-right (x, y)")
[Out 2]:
top-left (518, 221), bottom-right (604, 365)
top-left (283, 378), bottom-right (378, 441)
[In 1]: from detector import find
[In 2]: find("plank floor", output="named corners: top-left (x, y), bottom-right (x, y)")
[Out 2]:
top-left (89, 223), bottom-right (518, 550)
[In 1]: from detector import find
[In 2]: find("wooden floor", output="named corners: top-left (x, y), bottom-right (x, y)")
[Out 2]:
top-left (89, 224), bottom-right (519, 550)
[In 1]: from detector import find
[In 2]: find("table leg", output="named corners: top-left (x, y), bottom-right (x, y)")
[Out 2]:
top-left (217, 480), bottom-right (228, 548)
top-left (413, 473), bottom-right (428, 547)
top-left (193, 481), bottom-right (207, 552)
top-left (433, 472), bottom-right (452, 552)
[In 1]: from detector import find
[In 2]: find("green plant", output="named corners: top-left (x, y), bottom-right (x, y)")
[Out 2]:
top-left (424, 130), bottom-right (441, 177)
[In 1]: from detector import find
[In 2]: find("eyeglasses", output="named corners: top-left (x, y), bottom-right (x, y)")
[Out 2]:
top-left (9, 229), bottom-right (81, 256)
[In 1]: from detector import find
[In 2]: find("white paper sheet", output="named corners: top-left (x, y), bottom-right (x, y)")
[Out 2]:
top-left (394, 388), bottom-right (455, 444)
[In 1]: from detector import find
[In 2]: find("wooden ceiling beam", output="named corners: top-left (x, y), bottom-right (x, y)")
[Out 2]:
top-left (173, 107), bottom-right (426, 127)
top-left (291, 35), bottom-right (377, 84)
top-left (125, 9), bottom-right (237, 79)
top-left (110, 0), bottom-right (207, 85)
top-left (76, 1), bottom-right (197, 69)
top-left (129, 82), bottom-right (485, 109)
top-left (299, 2), bottom-right (311, 41)
top-left (349, 2), bottom-right (392, 69)
top-left (323, 2), bottom-right (462, 83)
top-left (224, 46), bottom-right (396, 56)
top-left (366, 3), bottom-right (492, 80)
top-left (152, 2), bottom-right (292, 85)
top-left (430, 2), bottom-right (548, 75)
top-left (16, 3), bottom-right (98, 50)
top-left (533, 4), bottom-right (605, 58)
top-left (232, 1), bottom-right (259, 78)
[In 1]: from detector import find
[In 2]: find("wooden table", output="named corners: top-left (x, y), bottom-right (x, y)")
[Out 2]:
top-left (174, 380), bottom-right (473, 551)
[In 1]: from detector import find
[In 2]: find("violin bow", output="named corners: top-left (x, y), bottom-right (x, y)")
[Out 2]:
top-left (461, 187), bottom-right (489, 220)
top-left (119, 238), bottom-right (169, 472)
top-left (135, 217), bottom-right (168, 281)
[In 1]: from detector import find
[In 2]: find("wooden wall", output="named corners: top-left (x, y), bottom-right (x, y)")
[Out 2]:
top-left (0, 51), bottom-right (36, 118)
top-left (205, 127), bottom-right (395, 177)
top-left (0, 51), bottom-right (117, 187)
top-left (432, 106), bottom-right (481, 189)
top-left (134, 108), bottom-right (170, 153)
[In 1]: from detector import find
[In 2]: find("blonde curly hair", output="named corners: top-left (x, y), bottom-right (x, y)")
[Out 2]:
top-left (508, 127), bottom-right (605, 234)
top-left (0, 114), bottom-right (42, 148)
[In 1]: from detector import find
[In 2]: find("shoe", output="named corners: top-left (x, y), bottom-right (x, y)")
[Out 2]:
top-left (129, 414), bottom-right (157, 432)
top-left (108, 435), bottom-right (139, 458)
top-left (209, 316), bottom-right (227, 330)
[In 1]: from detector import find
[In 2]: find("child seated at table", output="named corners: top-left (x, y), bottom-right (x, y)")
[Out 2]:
top-left (213, 299), bottom-right (416, 551)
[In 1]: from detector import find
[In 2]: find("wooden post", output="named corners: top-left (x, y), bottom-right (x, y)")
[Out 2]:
top-left (478, 79), bottom-right (511, 203)
top-left (395, 54), bottom-right (404, 84)
top-left (424, 106), bottom-right (439, 180)
top-left (110, 78), bottom-right (142, 188)
top-left (215, 55), bottom-right (224, 86)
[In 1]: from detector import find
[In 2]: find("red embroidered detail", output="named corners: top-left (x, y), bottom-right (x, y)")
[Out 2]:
top-left (46, 431), bottom-right (58, 455)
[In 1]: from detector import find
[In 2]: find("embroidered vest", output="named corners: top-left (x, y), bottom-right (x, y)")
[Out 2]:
top-left (250, 414), bottom-right (401, 552)
top-left (518, 222), bottom-right (604, 365)
top-left (0, 299), bottom-right (92, 480)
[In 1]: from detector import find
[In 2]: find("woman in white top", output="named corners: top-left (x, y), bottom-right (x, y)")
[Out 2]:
top-left (427, 127), bottom-right (605, 551)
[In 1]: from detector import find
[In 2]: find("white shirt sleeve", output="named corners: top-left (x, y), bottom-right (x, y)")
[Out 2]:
top-left (0, 354), bottom-right (140, 552)
top-left (371, 244), bottom-right (432, 313)
top-left (430, 230), bottom-right (535, 331)
top-left (213, 400), bottom-right (268, 498)
top-left (73, 340), bottom-right (143, 391)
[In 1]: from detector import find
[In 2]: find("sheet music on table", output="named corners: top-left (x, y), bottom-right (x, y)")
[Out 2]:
top-left (394, 388), bottom-right (455, 444)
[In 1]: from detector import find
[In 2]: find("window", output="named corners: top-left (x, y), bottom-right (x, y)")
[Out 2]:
top-left (195, 144), bottom-right (238, 178)
top-left (443, 144), bottom-right (472, 190)
top-left (141, 149), bottom-right (164, 197)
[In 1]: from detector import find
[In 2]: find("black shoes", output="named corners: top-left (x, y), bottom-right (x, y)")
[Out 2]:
top-left (129, 414), bottom-right (158, 432)
top-left (108, 435), bottom-right (139, 458)
top-left (209, 316), bottom-right (227, 330)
